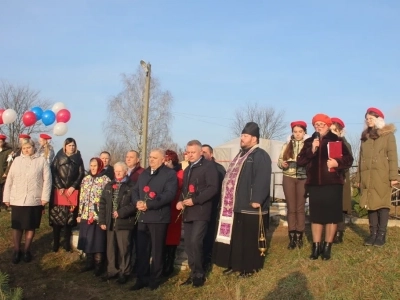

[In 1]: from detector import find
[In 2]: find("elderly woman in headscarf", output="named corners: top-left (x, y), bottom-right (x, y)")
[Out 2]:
top-left (297, 114), bottom-right (353, 260)
top-left (77, 157), bottom-right (111, 276)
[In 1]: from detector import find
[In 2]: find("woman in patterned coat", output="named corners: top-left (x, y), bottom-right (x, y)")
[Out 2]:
top-left (77, 157), bottom-right (111, 275)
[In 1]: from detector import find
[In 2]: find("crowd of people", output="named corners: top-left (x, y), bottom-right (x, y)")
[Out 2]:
top-left (0, 106), bottom-right (398, 291)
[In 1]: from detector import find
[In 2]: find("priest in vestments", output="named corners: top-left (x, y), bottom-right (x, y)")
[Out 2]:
top-left (212, 122), bottom-right (272, 277)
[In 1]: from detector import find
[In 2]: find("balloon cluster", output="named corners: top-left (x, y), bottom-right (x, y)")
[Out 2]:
top-left (0, 102), bottom-right (72, 136)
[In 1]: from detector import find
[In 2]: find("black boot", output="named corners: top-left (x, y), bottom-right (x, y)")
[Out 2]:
top-left (309, 242), bottom-right (321, 260)
top-left (52, 226), bottom-right (61, 252)
top-left (93, 253), bottom-right (104, 276)
top-left (287, 231), bottom-right (296, 250)
top-left (80, 253), bottom-right (94, 273)
top-left (64, 226), bottom-right (72, 252)
top-left (374, 231), bottom-right (386, 247)
top-left (162, 246), bottom-right (176, 277)
top-left (321, 242), bottom-right (332, 260)
top-left (295, 231), bottom-right (303, 249)
top-left (333, 231), bottom-right (344, 244)
top-left (364, 228), bottom-right (377, 246)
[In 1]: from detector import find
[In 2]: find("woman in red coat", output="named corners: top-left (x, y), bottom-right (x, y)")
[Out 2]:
top-left (163, 150), bottom-right (184, 276)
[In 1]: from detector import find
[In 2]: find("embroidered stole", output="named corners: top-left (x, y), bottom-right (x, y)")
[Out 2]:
top-left (215, 145), bottom-right (258, 245)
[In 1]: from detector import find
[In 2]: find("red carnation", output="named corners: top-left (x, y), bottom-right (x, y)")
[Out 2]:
top-left (189, 184), bottom-right (195, 193)
top-left (143, 186), bottom-right (150, 193)
top-left (112, 184), bottom-right (118, 189)
top-left (149, 191), bottom-right (156, 199)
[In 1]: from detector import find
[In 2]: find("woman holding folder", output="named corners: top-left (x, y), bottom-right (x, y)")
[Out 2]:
top-left (297, 114), bottom-right (353, 260)
top-left (49, 138), bottom-right (85, 252)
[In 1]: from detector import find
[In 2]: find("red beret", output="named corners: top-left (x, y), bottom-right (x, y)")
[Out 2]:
top-left (19, 134), bottom-right (31, 139)
top-left (331, 117), bottom-right (345, 128)
top-left (312, 113), bottom-right (332, 127)
top-left (40, 133), bottom-right (52, 140)
top-left (0, 135), bottom-right (6, 140)
top-left (366, 107), bottom-right (384, 119)
top-left (290, 121), bottom-right (307, 129)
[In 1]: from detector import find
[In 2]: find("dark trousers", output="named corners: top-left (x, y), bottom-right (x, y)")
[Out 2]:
top-left (203, 217), bottom-right (217, 268)
top-left (136, 223), bottom-right (168, 283)
top-left (283, 176), bottom-right (306, 232)
top-left (184, 220), bottom-right (208, 278)
top-left (52, 225), bottom-right (72, 250)
top-left (106, 229), bottom-right (132, 276)
top-left (368, 208), bottom-right (390, 233)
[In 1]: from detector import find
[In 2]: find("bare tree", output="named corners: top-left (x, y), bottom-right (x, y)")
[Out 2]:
top-left (231, 103), bottom-right (286, 140)
top-left (0, 81), bottom-right (51, 149)
top-left (102, 67), bottom-right (174, 162)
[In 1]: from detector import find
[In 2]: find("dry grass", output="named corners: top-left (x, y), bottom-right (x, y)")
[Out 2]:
top-left (1, 211), bottom-right (400, 300)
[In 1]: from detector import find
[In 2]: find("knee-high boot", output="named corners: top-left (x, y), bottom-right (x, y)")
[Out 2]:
top-left (94, 253), bottom-right (104, 277)
top-left (52, 226), bottom-right (61, 252)
top-left (81, 253), bottom-right (94, 272)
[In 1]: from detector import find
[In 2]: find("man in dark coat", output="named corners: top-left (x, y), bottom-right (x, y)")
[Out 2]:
top-left (126, 150), bottom-right (144, 184)
top-left (98, 162), bottom-right (136, 284)
top-left (130, 149), bottom-right (177, 291)
top-left (100, 151), bottom-right (114, 180)
top-left (125, 150), bottom-right (144, 271)
top-left (201, 144), bottom-right (226, 271)
top-left (212, 122), bottom-right (272, 277)
top-left (177, 140), bottom-right (219, 287)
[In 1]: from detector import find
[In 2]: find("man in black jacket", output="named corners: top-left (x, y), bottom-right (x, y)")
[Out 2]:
top-left (201, 144), bottom-right (226, 271)
top-left (98, 162), bottom-right (136, 284)
top-left (130, 148), bottom-right (177, 291)
top-left (177, 140), bottom-right (219, 287)
top-left (100, 151), bottom-right (114, 180)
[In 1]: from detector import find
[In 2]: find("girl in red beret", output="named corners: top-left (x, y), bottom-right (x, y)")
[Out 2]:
top-left (278, 121), bottom-right (309, 249)
top-left (297, 114), bottom-right (353, 260)
top-left (330, 118), bottom-right (353, 244)
top-left (355, 108), bottom-right (398, 247)
top-left (38, 134), bottom-right (55, 164)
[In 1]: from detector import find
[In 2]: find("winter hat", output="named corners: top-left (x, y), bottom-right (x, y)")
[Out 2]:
top-left (290, 121), bottom-right (307, 129)
top-left (19, 134), bottom-right (31, 139)
top-left (242, 122), bottom-right (260, 139)
top-left (0, 135), bottom-right (6, 140)
top-left (366, 107), bottom-right (385, 129)
top-left (312, 114), bottom-right (332, 127)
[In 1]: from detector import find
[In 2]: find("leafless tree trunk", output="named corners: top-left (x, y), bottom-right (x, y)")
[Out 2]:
top-left (0, 81), bottom-right (51, 149)
top-left (102, 67), bottom-right (174, 163)
top-left (231, 103), bottom-right (286, 140)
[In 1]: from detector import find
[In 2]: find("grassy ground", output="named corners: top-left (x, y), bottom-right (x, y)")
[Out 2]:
top-left (1, 211), bottom-right (400, 300)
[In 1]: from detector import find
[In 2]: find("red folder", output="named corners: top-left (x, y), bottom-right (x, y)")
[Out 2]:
top-left (327, 141), bottom-right (342, 172)
top-left (54, 189), bottom-right (79, 206)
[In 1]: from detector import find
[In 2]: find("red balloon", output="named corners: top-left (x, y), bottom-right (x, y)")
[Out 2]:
top-left (56, 109), bottom-right (71, 123)
top-left (22, 111), bottom-right (37, 127)
top-left (0, 109), bottom-right (5, 125)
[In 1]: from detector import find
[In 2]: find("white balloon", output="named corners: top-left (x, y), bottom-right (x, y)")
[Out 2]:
top-left (52, 102), bottom-right (66, 113)
top-left (2, 108), bottom-right (17, 124)
top-left (53, 122), bottom-right (68, 136)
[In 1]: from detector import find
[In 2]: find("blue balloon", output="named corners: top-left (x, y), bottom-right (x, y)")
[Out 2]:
top-left (42, 110), bottom-right (56, 126)
top-left (31, 106), bottom-right (43, 120)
